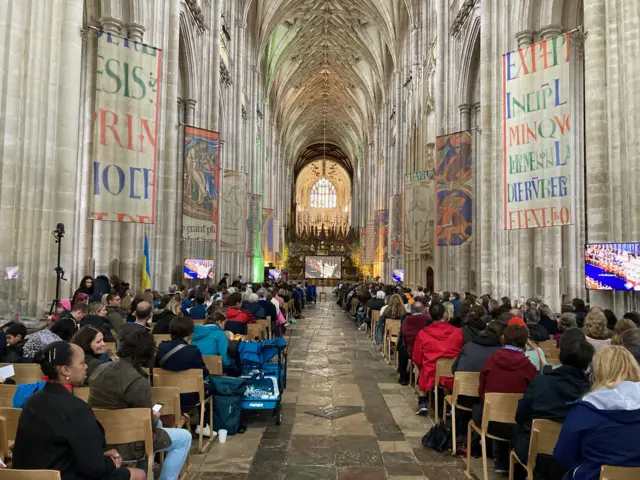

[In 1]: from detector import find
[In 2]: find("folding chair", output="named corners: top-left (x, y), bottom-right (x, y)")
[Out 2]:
top-left (73, 387), bottom-right (90, 403)
top-left (370, 310), bottom-right (380, 342)
top-left (432, 357), bottom-right (455, 423)
top-left (600, 466), bottom-right (640, 479)
top-left (93, 408), bottom-right (154, 480)
top-left (442, 371), bottom-right (480, 455)
top-left (509, 419), bottom-right (562, 480)
top-left (0, 407), bottom-right (21, 464)
top-left (464, 393), bottom-right (523, 480)
top-left (0, 384), bottom-right (17, 408)
top-left (0, 471), bottom-right (61, 479)
top-left (153, 368), bottom-right (213, 452)
top-left (0, 364), bottom-right (42, 384)
top-left (202, 355), bottom-right (223, 376)
top-left (153, 334), bottom-right (171, 345)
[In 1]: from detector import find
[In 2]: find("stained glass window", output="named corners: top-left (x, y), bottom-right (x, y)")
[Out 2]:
top-left (310, 178), bottom-right (337, 208)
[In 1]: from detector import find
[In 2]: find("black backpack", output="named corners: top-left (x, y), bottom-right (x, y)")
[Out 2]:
top-left (422, 421), bottom-right (452, 453)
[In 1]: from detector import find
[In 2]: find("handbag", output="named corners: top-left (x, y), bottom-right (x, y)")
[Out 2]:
top-left (422, 421), bottom-right (452, 453)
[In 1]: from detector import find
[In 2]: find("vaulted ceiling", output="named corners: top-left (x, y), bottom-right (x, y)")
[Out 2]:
top-left (244, 0), bottom-right (411, 177)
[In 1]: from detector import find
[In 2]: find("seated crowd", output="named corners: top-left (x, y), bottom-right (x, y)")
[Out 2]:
top-left (338, 282), bottom-right (640, 480)
top-left (0, 273), bottom-right (307, 479)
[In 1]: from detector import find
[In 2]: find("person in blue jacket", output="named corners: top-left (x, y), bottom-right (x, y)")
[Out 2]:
top-left (191, 311), bottom-right (232, 370)
top-left (554, 346), bottom-right (640, 480)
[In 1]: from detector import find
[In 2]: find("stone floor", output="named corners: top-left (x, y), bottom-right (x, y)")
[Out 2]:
top-left (190, 301), bottom-right (494, 480)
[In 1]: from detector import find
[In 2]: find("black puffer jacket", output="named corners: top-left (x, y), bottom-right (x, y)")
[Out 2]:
top-left (452, 334), bottom-right (502, 373)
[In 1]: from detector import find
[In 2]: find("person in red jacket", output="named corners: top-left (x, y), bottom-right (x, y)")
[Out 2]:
top-left (225, 292), bottom-right (250, 335)
top-left (412, 302), bottom-right (464, 415)
top-left (476, 322), bottom-right (538, 473)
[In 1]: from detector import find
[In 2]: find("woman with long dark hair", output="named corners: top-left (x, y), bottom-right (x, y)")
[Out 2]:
top-left (72, 276), bottom-right (94, 305)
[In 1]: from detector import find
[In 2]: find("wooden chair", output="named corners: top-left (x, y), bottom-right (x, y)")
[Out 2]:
top-left (0, 407), bottom-right (21, 463)
top-left (256, 319), bottom-right (270, 340)
top-left (413, 362), bottom-right (421, 394)
top-left (600, 466), bottom-right (640, 479)
top-left (0, 384), bottom-right (17, 407)
top-left (538, 339), bottom-right (556, 349)
top-left (384, 319), bottom-right (401, 364)
top-left (103, 342), bottom-right (118, 360)
top-left (153, 368), bottom-right (213, 452)
top-left (265, 316), bottom-right (273, 339)
top-left (0, 471), bottom-right (61, 479)
top-left (153, 334), bottom-right (171, 344)
top-left (464, 393), bottom-right (523, 480)
top-left (0, 364), bottom-right (42, 384)
top-left (432, 358), bottom-right (455, 423)
top-left (542, 347), bottom-right (561, 365)
top-left (509, 419), bottom-right (562, 480)
top-left (73, 387), bottom-right (90, 403)
top-left (370, 310), bottom-right (380, 342)
top-left (152, 386), bottom-right (184, 428)
top-left (246, 323), bottom-right (264, 342)
top-left (443, 371), bottom-right (480, 455)
top-left (202, 355), bottom-right (223, 376)
top-left (93, 408), bottom-right (154, 480)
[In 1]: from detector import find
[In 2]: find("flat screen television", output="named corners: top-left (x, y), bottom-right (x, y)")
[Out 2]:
top-left (268, 269), bottom-right (282, 279)
top-left (305, 256), bottom-right (342, 279)
top-left (585, 243), bottom-right (640, 291)
top-left (392, 269), bottom-right (404, 282)
top-left (183, 259), bottom-right (215, 280)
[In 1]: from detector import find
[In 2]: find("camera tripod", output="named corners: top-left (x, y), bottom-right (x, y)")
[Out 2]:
top-left (49, 223), bottom-right (67, 315)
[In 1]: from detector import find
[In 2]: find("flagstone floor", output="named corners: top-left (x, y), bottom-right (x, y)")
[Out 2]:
top-left (190, 300), bottom-right (494, 480)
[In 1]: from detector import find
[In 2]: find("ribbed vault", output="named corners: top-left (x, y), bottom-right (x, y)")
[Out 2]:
top-left (245, 0), bottom-right (408, 174)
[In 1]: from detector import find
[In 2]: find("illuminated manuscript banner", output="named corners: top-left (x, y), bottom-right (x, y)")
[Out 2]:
top-left (262, 208), bottom-right (275, 262)
top-left (375, 210), bottom-right (389, 263)
top-left (404, 171), bottom-right (434, 255)
top-left (435, 131), bottom-right (473, 246)
top-left (246, 194), bottom-right (262, 258)
top-left (90, 31), bottom-right (162, 223)
top-left (503, 32), bottom-right (574, 230)
top-left (220, 169), bottom-right (247, 252)
top-left (182, 126), bottom-right (220, 241)
top-left (365, 220), bottom-right (375, 265)
top-left (389, 195), bottom-right (403, 259)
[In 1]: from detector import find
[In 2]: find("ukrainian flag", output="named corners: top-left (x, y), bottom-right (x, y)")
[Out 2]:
top-left (141, 234), bottom-right (151, 291)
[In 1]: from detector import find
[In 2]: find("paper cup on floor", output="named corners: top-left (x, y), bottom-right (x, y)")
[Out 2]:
top-left (218, 429), bottom-right (228, 443)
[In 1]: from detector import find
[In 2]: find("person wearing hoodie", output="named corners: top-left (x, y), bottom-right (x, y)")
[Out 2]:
top-left (477, 324), bottom-right (538, 473)
top-left (398, 301), bottom-right (431, 385)
top-left (412, 302), bottom-right (464, 415)
top-left (2, 323), bottom-right (28, 362)
top-left (243, 293), bottom-right (266, 320)
top-left (525, 307), bottom-right (550, 343)
top-left (452, 320), bottom-right (505, 374)
top-left (514, 336), bottom-right (594, 479)
top-left (152, 295), bottom-right (179, 335)
top-left (461, 306), bottom-right (487, 343)
top-left (192, 312), bottom-right (233, 369)
top-left (225, 292), bottom-right (250, 335)
top-left (554, 346), bottom-right (640, 480)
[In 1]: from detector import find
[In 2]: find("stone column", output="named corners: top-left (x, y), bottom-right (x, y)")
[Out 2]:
top-left (584, 0), bottom-right (612, 308)
top-left (515, 29), bottom-right (535, 300)
top-left (472, 102), bottom-right (481, 291)
top-left (458, 103), bottom-right (472, 293)
top-left (210, 0), bottom-right (222, 131)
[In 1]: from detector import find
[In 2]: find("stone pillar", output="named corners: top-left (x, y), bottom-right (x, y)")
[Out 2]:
top-left (458, 103), bottom-right (472, 294)
top-left (472, 102), bottom-right (481, 291)
top-left (210, 0), bottom-right (222, 131)
top-left (515, 29), bottom-right (535, 300)
top-left (584, 0), bottom-right (612, 308)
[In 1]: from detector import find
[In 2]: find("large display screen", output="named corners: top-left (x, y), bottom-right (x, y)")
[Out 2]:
top-left (392, 269), bottom-right (404, 282)
top-left (184, 259), bottom-right (215, 280)
top-left (585, 243), bottom-right (640, 291)
top-left (268, 269), bottom-right (282, 279)
top-left (305, 256), bottom-right (342, 279)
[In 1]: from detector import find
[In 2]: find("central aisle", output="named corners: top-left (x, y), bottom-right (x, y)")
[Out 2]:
top-left (192, 301), bottom-right (472, 479)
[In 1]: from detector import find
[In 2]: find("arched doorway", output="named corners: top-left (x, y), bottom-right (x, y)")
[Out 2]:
top-left (426, 266), bottom-right (434, 294)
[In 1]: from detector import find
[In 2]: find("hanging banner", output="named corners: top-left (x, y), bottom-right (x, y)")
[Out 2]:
top-left (435, 131), bottom-right (473, 246)
top-left (365, 220), bottom-right (376, 265)
top-left (503, 32), bottom-right (574, 230)
top-left (220, 169), bottom-right (247, 252)
top-left (90, 31), bottom-right (162, 223)
top-left (246, 194), bottom-right (262, 258)
top-left (375, 210), bottom-right (389, 263)
top-left (182, 126), bottom-right (220, 241)
top-left (404, 171), bottom-right (435, 255)
top-left (389, 195), bottom-right (404, 259)
top-left (272, 219), bottom-right (281, 255)
top-left (262, 208), bottom-right (275, 262)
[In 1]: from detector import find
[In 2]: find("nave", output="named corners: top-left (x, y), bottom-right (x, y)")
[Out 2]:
top-left (189, 300), bottom-right (473, 480)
